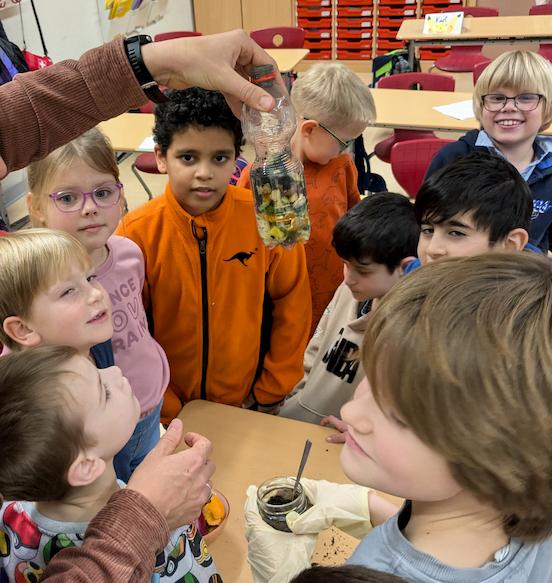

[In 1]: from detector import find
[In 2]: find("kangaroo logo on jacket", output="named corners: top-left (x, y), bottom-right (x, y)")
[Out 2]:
top-left (223, 249), bottom-right (257, 266)
top-left (322, 328), bottom-right (359, 383)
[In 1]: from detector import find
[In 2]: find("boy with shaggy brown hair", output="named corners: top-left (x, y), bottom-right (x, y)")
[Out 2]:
top-left (341, 252), bottom-right (552, 581)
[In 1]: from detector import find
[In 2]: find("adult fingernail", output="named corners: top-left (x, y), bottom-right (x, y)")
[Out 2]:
top-left (259, 95), bottom-right (273, 111)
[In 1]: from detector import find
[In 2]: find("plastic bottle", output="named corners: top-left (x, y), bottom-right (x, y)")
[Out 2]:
top-left (242, 64), bottom-right (310, 248)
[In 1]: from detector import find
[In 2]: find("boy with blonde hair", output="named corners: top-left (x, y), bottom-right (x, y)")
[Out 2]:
top-left (341, 252), bottom-right (552, 581)
top-left (426, 50), bottom-right (552, 252)
top-left (240, 63), bottom-right (375, 333)
top-left (0, 346), bottom-right (219, 582)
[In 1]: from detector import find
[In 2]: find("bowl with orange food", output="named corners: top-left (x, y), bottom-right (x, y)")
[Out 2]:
top-left (197, 489), bottom-right (230, 544)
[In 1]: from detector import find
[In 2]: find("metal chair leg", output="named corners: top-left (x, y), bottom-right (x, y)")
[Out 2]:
top-left (131, 162), bottom-right (154, 200)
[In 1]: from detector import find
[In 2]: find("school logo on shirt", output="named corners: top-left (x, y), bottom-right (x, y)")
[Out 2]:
top-left (532, 199), bottom-right (552, 220)
top-left (322, 328), bottom-right (359, 383)
top-left (223, 249), bottom-right (257, 266)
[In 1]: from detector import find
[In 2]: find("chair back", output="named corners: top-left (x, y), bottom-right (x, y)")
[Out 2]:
top-left (390, 138), bottom-right (454, 198)
top-left (250, 27), bottom-right (305, 48)
top-left (154, 31), bottom-right (202, 42)
top-left (472, 60), bottom-right (490, 85)
top-left (377, 71), bottom-right (455, 91)
top-left (529, 4), bottom-right (552, 15)
top-left (441, 6), bottom-right (498, 17)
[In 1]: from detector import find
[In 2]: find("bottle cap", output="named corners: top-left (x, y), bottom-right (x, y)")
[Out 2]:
top-left (250, 64), bottom-right (276, 85)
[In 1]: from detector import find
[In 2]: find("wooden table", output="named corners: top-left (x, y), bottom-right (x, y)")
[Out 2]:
top-left (99, 113), bottom-right (154, 153)
top-left (266, 48), bottom-right (309, 73)
top-left (397, 14), bottom-right (552, 67)
top-left (370, 88), bottom-right (552, 136)
top-left (177, 400), bottom-right (397, 583)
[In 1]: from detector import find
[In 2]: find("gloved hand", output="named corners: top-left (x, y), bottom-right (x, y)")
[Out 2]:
top-left (244, 479), bottom-right (373, 583)
top-left (286, 478), bottom-right (372, 540)
top-left (244, 485), bottom-right (317, 583)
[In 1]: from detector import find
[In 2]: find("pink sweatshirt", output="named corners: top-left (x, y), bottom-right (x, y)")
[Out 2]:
top-left (96, 236), bottom-right (169, 412)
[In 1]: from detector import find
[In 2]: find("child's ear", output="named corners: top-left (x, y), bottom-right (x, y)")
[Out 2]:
top-left (299, 119), bottom-right (317, 138)
top-left (26, 192), bottom-right (46, 227)
top-left (154, 145), bottom-right (168, 174)
top-left (398, 256), bottom-right (417, 275)
top-left (3, 316), bottom-right (42, 348)
top-left (67, 452), bottom-right (106, 487)
top-left (503, 228), bottom-right (529, 251)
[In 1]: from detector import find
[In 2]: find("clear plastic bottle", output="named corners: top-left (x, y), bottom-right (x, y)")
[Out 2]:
top-left (242, 64), bottom-right (310, 248)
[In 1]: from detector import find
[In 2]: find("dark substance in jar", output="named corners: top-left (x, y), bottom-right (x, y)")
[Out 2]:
top-left (267, 493), bottom-right (295, 505)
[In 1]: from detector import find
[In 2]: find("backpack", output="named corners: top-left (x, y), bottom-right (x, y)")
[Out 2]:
top-left (371, 48), bottom-right (420, 88)
top-left (354, 135), bottom-right (387, 195)
top-left (0, 20), bottom-right (28, 85)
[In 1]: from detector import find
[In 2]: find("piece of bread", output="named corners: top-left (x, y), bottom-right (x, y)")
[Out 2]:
top-left (310, 526), bottom-right (360, 566)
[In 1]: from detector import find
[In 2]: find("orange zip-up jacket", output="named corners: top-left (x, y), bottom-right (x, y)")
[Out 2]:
top-left (117, 183), bottom-right (311, 422)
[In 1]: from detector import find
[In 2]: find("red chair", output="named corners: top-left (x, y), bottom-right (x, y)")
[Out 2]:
top-left (373, 72), bottom-right (455, 163)
top-left (529, 4), bottom-right (552, 62)
top-left (472, 60), bottom-right (490, 85)
top-left (432, 7), bottom-right (498, 73)
top-left (154, 31), bottom-right (202, 42)
top-left (250, 27), bottom-right (305, 48)
top-left (390, 138), bottom-right (455, 198)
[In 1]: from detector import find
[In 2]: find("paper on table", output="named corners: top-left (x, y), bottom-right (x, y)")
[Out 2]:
top-left (137, 135), bottom-right (155, 152)
top-left (433, 99), bottom-right (474, 121)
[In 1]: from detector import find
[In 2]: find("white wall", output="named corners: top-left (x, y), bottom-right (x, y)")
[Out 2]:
top-left (0, 0), bottom-right (194, 61)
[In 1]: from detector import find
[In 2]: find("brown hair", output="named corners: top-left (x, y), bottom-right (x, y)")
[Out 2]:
top-left (0, 346), bottom-right (93, 501)
top-left (473, 50), bottom-right (552, 132)
top-left (27, 128), bottom-right (120, 226)
top-left (0, 229), bottom-right (90, 350)
top-left (362, 252), bottom-right (552, 542)
top-left (291, 566), bottom-right (408, 583)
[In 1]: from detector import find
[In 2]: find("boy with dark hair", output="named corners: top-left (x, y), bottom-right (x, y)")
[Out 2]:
top-left (291, 565), bottom-right (407, 583)
top-left (118, 88), bottom-right (311, 422)
top-left (406, 152), bottom-right (534, 272)
top-left (280, 192), bottom-right (418, 424)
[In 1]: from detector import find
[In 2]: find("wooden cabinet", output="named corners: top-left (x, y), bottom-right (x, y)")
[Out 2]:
top-left (193, 0), bottom-right (294, 34)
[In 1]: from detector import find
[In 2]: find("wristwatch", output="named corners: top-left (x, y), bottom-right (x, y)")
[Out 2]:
top-left (124, 34), bottom-right (168, 104)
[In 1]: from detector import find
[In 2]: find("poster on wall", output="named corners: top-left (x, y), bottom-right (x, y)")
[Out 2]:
top-left (0, 0), bottom-right (21, 13)
top-left (105, 0), bottom-right (167, 22)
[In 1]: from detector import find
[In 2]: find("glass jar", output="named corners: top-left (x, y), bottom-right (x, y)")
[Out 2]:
top-left (242, 64), bottom-right (310, 248)
top-left (257, 476), bottom-right (311, 532)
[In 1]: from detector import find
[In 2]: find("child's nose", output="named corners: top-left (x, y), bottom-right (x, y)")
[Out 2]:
top-left (195, 162), bottom-right (213, 180)
top-left (426, 236), bottom-right (446, 259)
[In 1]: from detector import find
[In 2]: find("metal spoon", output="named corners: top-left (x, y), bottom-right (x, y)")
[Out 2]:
top-left (292, 439), bottom-right (312, 498)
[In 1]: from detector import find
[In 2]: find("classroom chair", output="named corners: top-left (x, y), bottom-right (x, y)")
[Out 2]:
top-left (529, 4), bottom-right (552, 63)
top-left (390, 138), bottom-right (455, 198)
top-left (431, 6), bottom-right (498, 73)
top-left (153, 31), bottom-right (202, 42)
top-left (373, 72), bottom-right (455, 163)
top-left (250, 26), bottom-right (305, 49)
top-left (472, 60), bottom-right (490, 85)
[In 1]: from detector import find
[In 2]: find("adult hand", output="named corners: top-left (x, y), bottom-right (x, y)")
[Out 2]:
top-left (127, 419), bottom-right (215, 530)
top-left (320, 415), bottom-right (348, 444)
top-left (142, 29), bottom-right (281, 117)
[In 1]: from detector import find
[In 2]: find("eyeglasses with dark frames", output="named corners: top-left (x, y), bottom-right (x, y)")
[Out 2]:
top-left (48, 182), bottom-right (124, 213)
top-left (303, 117), bottom-right (355, 153)
top-left (481, 93), bottom-right (544, 112)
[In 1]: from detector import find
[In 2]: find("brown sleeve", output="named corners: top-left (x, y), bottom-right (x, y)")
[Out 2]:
top-left (0, 37), bottom-right (147, 174)
top-left (41, 488), bottom-right (169, 583)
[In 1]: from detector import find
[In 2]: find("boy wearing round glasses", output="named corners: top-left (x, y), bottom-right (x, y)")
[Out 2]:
top-left (426, 49), bottom-right (552, 253)
top-left (26, 128), bottom-right (170, 483)
top-left (239, 62), bottom-right (376, 335)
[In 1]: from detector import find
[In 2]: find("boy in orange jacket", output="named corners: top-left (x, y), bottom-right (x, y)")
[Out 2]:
top-left (118, 89), bottom-right (311, 423)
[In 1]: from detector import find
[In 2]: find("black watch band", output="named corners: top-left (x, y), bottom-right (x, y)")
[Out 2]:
top-left (124, 34), bottom-right (168, 104)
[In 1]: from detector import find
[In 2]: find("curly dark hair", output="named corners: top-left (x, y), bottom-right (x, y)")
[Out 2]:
top-left (153, 88), bottom-right (243, 156)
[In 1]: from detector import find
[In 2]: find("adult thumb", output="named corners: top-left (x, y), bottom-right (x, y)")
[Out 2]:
top-left (222, 70), bottom-right (275, 117)
top-left (147, 418), bottom-right (183, 459)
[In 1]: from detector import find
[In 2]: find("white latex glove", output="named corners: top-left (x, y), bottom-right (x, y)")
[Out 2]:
top-left (286, 478), bottom-right (373, 540)
top-left (244, 485), bottom-right (316, 583)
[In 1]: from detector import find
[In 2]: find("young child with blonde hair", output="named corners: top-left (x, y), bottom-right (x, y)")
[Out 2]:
top-left (426, 50), bottom-right (552, 252)
top-left (26, 129), bottom-right (169, 481)
top-left (342, 252), bottom-right (552, 581)
top-left (0, 345), bottom-right (219, 583)
top-left (239, 63), bottom-right (375, 333)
